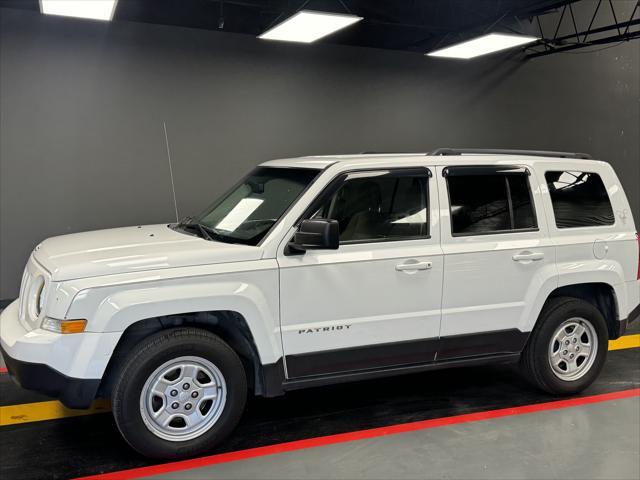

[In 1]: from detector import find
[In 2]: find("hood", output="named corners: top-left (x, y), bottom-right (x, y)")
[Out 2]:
top-left (33, 224), bottom-right (262, 281)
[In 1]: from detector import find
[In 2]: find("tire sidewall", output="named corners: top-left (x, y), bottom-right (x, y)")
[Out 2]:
top-left (113, 329), bottom-right (247, 459)
top-left (532, 300), bottom-right (608, 395)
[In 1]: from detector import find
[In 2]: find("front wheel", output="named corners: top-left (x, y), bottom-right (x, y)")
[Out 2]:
top-left (112, 328), bottom-right (247, 458)
top-left (521, 297), bottom-right (608, 395)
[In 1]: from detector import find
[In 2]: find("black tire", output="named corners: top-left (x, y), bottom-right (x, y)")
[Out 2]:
top-left (521, 296), bottom-right (608, 395)
top-left (112, 327), bottom-right (247, 459)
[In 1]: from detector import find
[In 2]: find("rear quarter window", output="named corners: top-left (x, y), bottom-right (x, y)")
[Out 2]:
top-left (545, 171), bottom-right (614, 228)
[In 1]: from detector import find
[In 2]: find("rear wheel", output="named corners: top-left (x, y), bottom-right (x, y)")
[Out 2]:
top-left (521, 297), bottom-right (608, 395)
top-left (112, 328), bottom-right (247, 458)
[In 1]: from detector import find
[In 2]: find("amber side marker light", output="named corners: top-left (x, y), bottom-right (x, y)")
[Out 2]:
top-left (42, 318), bottom-right (87, 334)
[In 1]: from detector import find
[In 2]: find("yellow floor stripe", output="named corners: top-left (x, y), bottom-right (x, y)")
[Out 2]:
top-left (608, 333), bottom-right (640, 351)
top-left (0, 334), bottom-right (638, 427)
top-left (0, 399), bottom-right (110, 427)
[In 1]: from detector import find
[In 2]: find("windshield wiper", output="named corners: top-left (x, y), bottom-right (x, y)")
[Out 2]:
top-left (177, 219), bottom-right (214, 241)
top-left (180, 220), bottom-right (239, 244)
top-left (193, 223), bottom-right (213, 241)
top-left (177, 216), bottom-right (194, 228)
top-left (197, 223), bottom-right (240, 244)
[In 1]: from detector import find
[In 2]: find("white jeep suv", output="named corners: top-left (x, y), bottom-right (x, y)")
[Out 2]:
top-left (1, 148), bottom-right (638, 458)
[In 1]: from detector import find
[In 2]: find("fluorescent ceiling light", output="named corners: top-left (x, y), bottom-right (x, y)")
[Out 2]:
top-left (259, 10), bottom-right (363, 43)
top-left (427, 33), bottom-right (538, 59)
top-left (40, 0), bottom-right (118, 21)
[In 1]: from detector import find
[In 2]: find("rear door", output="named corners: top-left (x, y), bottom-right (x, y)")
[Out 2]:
top-left (437, 165), bottom-right (556, 360)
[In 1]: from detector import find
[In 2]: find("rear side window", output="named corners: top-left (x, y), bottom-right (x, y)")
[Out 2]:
top-left (545, 171), bottom-right (614, 228)
top-left (446, 167), bottom-right (537, 236)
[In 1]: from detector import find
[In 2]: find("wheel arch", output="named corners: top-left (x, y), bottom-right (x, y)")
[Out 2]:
top-left (542, 282), bottom-right (620, 339)
top-left (97, 311), bottom-right (284, 399)
top-left (66, 277), bottom-right (284, 392)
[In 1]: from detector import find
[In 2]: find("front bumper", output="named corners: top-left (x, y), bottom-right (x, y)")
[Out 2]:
top-left (0, 344), bottom-right (100, 408)
top-left (0, 300), bottom-right (119, 409)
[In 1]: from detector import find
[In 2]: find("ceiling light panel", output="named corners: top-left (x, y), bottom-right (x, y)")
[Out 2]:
top-left (259, 10), bottom-right (363, 43)
top-left (427, 33), bottom-right (538, 59)
top-left (40, 0), bottom-right (118, 21)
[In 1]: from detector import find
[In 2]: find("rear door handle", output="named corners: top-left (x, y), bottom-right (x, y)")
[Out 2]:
top-left (396, 261), bottom-right (432, 272)
top-left (512, 252), bottom-right (545, 262)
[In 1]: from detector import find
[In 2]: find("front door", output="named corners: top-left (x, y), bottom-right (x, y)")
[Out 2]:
top-left (277, 167), bottom-right (443, 378)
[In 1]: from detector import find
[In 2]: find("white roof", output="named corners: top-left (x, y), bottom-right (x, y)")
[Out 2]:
top-left (260, 153), bottom-right (604, 170)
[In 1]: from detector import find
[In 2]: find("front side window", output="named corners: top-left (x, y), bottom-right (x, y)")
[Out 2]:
top-left (545, 171), bottom-right (614, 228)
top-left (311, 170), bottom-right (429, 243)
top-left (190, 167), bottom-right (319, 245)
top-left (446, 167), bottom-right (537, 236)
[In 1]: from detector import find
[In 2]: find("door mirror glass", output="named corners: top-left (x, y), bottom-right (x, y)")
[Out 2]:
top-left (290, 219), bottom-right (339, 252)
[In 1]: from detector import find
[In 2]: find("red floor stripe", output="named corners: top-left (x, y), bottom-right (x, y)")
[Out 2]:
top-left (0, 368), bottom-right (7, 374)
top-left (75, 387), bottom-right (640, 480)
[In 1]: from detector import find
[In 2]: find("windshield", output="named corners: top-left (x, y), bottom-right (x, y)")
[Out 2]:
top-left (185, 167), bottom-right (320, 246)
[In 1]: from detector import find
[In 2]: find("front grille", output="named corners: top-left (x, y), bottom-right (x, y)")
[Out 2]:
top-left (17, 256), bottom-right (51, 332)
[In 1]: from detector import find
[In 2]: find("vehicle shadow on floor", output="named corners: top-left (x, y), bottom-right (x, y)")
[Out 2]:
top-left (0, 348), bottom-right (638, 480)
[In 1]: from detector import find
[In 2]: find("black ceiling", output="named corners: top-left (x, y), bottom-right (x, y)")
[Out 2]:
top-left (1, 0), bottom-right (576, 52)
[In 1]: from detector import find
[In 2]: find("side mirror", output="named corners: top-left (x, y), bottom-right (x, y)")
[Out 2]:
top-left (289, 219), bottom-right (339, 253)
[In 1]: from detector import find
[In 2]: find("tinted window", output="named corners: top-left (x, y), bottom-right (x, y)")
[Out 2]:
top-left (545, 171), bottom-right (614, 228)
top-left (509, 176), bottom-right (537, 229)
top-left (313, 172), bottom-right (429, 242)
top-left (195, 167), bottom-right (319, 245)
top-left (447, 172), bottom-right (537, 235)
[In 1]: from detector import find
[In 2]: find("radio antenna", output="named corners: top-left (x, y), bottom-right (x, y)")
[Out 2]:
top-left (163, 121), bottom-right (180, 223)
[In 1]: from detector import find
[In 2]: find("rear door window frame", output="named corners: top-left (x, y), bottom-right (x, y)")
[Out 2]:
top-left (443, 165), bottom-right (539, 237)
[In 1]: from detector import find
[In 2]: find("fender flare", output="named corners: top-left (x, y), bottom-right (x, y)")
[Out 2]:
top-left (523, 270), bottom-right (624, 333)
top-left (70, 280), bottom-right (282, 369)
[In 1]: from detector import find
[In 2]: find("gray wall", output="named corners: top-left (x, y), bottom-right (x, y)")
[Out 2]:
top-left (1, 7), bottom-right (638, 299)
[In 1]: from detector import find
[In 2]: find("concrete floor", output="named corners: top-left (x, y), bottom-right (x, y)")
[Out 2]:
top-left (142, 397), bottom-right (640, 480)
top-left (1, 306), bottom-right (638, 479)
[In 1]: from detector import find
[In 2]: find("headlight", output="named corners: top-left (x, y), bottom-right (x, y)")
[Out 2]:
top-left (37, 283), bottom-right (46, 315)
top-left (41, 317), bottom-right (87, 334)
top-left (27, 276), bottom-right (45, 319)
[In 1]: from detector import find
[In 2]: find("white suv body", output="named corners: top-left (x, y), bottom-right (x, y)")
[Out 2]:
top-left (1, 150), bottom-right (638, 457)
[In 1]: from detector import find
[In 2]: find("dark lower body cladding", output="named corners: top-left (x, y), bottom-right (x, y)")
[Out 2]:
top-left (4, 309), bottom-right (637, 407)
top-left (0, 345), bottom-right (100, 409)
top-left (613, 303), bottom-right (640, 339)
top-left (285, 329), bottom-right (530, 378)
top-left (630, 304), bottom-right (640, 325)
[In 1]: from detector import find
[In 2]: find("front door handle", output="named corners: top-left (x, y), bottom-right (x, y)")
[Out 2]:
top-left (396, 261), bottom-right (432, 272)
top-left (512, 251), bottom-right (545, 262)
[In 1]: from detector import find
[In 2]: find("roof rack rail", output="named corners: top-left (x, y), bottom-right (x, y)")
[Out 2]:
top-left (429, 148), bottom-right (592, 160)
top-left (358, 151), bottom-right (418, 155)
